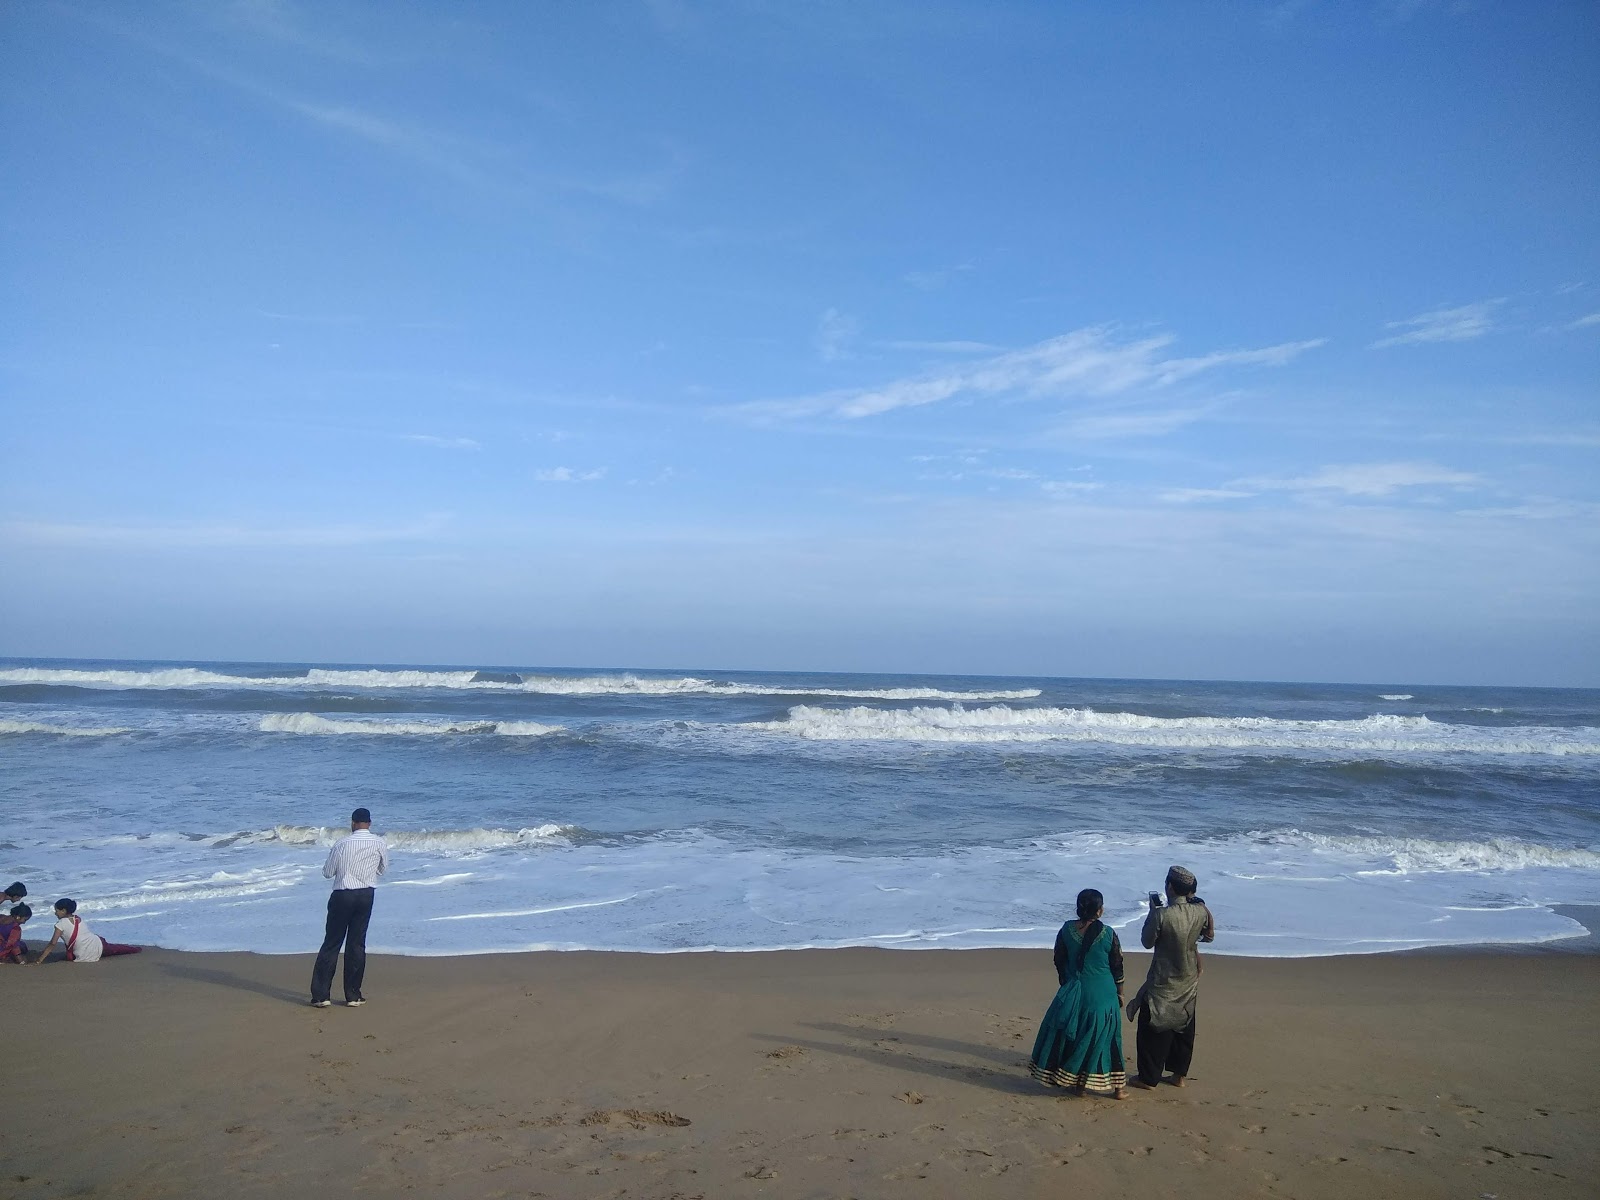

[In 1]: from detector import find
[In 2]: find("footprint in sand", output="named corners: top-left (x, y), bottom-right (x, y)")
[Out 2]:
top-left (577, 1109), bottom-right (691, 1129)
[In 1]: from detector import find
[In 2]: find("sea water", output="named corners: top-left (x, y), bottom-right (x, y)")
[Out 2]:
top-left (2, 658), bottom-right (1597, 957)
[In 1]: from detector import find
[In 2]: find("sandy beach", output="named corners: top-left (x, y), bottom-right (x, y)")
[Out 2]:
top-left (5, 943), bottom-right (1597, 1199)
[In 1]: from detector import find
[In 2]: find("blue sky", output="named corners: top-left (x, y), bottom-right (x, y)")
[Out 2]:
top-left (2, 0), bottom-right (1597, 685)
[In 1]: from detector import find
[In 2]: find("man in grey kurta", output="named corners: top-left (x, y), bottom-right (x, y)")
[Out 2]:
top-left (1131, 865), bottom-right (1215, 1087)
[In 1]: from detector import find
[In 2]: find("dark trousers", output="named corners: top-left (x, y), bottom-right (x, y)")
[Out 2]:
top-left (1136, 1003), bottom-right (1196, 1085)
top-left (310, 887), bottom-right (374, 1002)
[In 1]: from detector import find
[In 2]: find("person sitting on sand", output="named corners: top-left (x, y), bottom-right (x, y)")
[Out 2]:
top-left (0, 904), bottom-right (31, 963)
top-left (31, 898), bottom-right (141, 963)
top-left (1028, 887), bottom-right (1128, 1099)
top-left (1128, 865), bottom-right (1214, 1089)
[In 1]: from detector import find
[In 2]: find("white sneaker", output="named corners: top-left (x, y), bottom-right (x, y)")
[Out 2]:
top-left (310, 999), bottom-right (332, 1008)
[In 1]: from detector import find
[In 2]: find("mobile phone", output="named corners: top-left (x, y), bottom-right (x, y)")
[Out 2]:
top-left (1148, 891), bottom-right (1163, 907)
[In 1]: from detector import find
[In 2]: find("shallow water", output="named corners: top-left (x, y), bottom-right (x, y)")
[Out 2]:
top-left (3, 658), bottom-right (1597, 956)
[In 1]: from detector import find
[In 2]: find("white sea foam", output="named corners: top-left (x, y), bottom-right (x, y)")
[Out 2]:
top-left (747, 704), bottom-right (1600, 755)
top-left (0, 719), bottom-right (133, 737)
top-left (258, 713), bottom-right (563, 737)
top-left (1279, 831), bottom-right (1600, 874)
top-left (252, 823), bottom-right (577, 852)
top-left (1378, 694), bottom-right (1414, 700)
top-left (1, 665), bottom-right (1038, 701)
top-left (26, 820), bottom-right (1600, 957)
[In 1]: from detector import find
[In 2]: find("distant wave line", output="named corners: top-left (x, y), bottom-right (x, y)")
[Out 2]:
top-left (745, 704), bottom-right (1600, 755)
top-left (0, 665), bottom-right (1041, 701)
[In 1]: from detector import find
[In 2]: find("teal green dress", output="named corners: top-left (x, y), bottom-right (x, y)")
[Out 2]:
top-left (1029, 919), bottom-right (1127, 1093)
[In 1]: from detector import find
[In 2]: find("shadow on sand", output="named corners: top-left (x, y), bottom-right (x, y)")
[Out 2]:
top-left (751, 1024), bottom-right (1044, 1097)
top-left (158, 962), bottom-right (305, 1004)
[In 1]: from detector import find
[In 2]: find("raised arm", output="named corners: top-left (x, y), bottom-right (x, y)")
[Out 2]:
top-left (1140, 904), bottom-right (1162, 949)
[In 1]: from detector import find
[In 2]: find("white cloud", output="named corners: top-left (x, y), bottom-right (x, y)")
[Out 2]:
top-left (754, 326), bottom-right (1325, 421)
top-left (402, 434), bottom-right (480, 450)
top-left (1567, 312), bottom-right (1600, 330)
top-left (880, 340), bottom-right (1001, 354)
top-left (1237, 461), bottom-right (1481, 497)
top-left (1041, 480), bottom-right (1105, 496)
top-left (1, 515), bottom-right (447, 549)
top-left (903, 263), bottom-right (975, 291)
top-left (1372, 300), bottom-right (1502, 348)
top-left (1159, 488), bottom-right (1254, 504)
top-left (534, 467), bottom-right (606, 482)
top-left (1056, 408), bottom-right (1210, 440)
top-left (815, 308), bottom-right (859, 362)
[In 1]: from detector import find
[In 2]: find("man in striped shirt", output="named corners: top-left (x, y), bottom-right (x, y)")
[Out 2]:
top-left (309, 808), bottom-right (389, 1008)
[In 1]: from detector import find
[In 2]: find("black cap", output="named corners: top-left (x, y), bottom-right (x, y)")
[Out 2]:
top-left (4, 882), bottom-right (24, 898)
top-left (351, 808), bottom-right (372, 824)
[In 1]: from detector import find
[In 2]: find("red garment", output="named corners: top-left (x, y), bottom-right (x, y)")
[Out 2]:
top-left (0, 922), bottom-right (25, 963)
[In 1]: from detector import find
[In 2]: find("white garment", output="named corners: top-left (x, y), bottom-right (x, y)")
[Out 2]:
top-left (323, 828), bottom-right (389, 890)
top-left (57, 915), bottom-right (102, 962)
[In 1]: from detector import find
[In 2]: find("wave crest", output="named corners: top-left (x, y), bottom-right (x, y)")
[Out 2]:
top-left (255, 823), bottom-right (579, 852)
top-left (0, 665), bottom-right (1038, 701)
top-left (0, 719), bottom-right (132, 737)
top-left (747, 704), bottom-right (1600, 755)
top-left (259, 713), bottom-right (563, 737)
top-left (1261, 830), bottom-right (1600, 873)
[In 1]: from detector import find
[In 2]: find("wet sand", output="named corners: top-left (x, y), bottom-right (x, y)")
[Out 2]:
top-left (6, 945), bottom-right (1597, 1198)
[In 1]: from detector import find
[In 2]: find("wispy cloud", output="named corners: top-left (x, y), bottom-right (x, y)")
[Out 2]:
top-left (1567, 312), bottom-right (1600, 330)
top-left (80, 10), bottom-right (681, 210)
top-left (257, 308), bottom-right (363, 324)
top-left (750, 326), bottom-right (1325, 421)
top-left (1, 515), bottom-right (447, 549)
top-left (903, 263), bottom-right (975, 291)
top-left (534, 467), bottom-right (606, 482)
top-left (1372, 300), bottom-right (1502, 348)
top-left (815, 308), bottom-right (859, 362)
top-left (401, 434), bottom-right (480, 450)
top-left (1159, 487), bottom-right (1254, 504)
top-left (1235, 461), bottom-right (1481, 497)
top-left (880, 340), bottom-right (1001, 354)
top-left (1055, 407), bottom-right (1211, 441)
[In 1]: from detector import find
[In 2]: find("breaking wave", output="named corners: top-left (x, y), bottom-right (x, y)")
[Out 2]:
top-left (259, 713), bottom-right (563, 737)
top-left (0, 665), bottom-right (1038, 701)
top-left (239, 823), bottom-right (581, 853)
top-left (0, 719), bottom-right (133, 737)
top-left (748, 704), bottom-right (1600, 755)
top-left (1378, 694), bottom-right (1414, 701)
top-left (1254, 830), bottom-right (1600, 874)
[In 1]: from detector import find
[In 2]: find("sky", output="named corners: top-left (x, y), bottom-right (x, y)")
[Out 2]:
top-left (1, 0), bottom-right (1597, 686)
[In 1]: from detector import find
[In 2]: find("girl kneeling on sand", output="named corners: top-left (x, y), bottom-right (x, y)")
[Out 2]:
top-left (32, 898), bottom-right (141, 963)
top-left (1028, 888), bottom-right (1128, 1099)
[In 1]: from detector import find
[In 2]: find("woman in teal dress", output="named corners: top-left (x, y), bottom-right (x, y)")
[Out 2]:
top-left (1029, 888), bottom-right (1128, 1098)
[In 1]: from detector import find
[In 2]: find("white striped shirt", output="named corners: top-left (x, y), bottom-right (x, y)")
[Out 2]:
top-left (323, 828), bottom-right (389, 890)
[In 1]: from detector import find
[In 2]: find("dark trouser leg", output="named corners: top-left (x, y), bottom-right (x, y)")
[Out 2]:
top-left (1165, 1012), bottom-right (1197, 1077)
top-left (341, 888), bottom-right (375, 1001)
top-left (1136, 1005), bottom-right (1171, 1086)
top-left (310, 891), bottom-right (356, 1002)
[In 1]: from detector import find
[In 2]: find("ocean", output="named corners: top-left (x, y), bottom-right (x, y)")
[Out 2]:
top-left (2, 658), bottom-right (1597, 958)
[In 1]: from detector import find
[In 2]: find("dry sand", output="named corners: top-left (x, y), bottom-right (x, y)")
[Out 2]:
top-left (5, 944), bottom-right (1597, 1199)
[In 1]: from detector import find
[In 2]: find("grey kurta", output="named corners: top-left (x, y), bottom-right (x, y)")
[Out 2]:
top-left (1137, 898), bottom-right (1214, 1032)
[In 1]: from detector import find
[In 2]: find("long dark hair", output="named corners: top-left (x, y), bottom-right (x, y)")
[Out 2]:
top-left (1075, 888), bottom-right (1103, 922)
